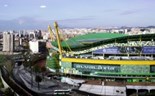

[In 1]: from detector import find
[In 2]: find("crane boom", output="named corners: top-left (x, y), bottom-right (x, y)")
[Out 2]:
top-left (54, 22), bottom-right (63, 56)
top-left (48, 25), bottom-right (54, 41)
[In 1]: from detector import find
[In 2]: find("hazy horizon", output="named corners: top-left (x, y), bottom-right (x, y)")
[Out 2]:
top-left (0, 0), bottom-right (155, 30)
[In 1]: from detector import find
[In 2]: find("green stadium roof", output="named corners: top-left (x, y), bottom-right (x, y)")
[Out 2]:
top-left (52, 33), bottom-right (155, 51)
top-left (52, 32), bottom-right (127, 50)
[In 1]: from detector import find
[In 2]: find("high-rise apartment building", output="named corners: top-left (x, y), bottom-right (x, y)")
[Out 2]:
top-left (2, 32), bottom-right (15, 52)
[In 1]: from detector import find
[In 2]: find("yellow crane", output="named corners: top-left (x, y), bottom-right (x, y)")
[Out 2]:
top-left (47, 23), bottom-right (61, 70)
top-left (48, 21), bottom-right (73, 58)
top-left (54, 22), bottom-right (63, 56)
top-left (48, 25), bottom-right (55, 41)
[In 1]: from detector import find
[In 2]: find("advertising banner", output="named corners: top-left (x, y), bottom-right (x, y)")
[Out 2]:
top-left (142, 46), bottom-right (155, 54)
top-left (73, 63), bottom-right (120, 72)
top-left (93, 47), bottom-right (120, 54)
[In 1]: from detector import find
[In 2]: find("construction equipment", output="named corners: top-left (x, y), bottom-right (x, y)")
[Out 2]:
top-left (54, 22), bottom-right (63, 56)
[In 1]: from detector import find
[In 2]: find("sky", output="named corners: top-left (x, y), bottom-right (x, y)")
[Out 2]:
top-left (0, 0), bottom-right (155, 30)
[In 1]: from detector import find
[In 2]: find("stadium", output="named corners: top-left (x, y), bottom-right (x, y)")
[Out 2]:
top-left (46, 22), bottom-right (155, 96)
top-left (46, 23), bottom-right (155, 95)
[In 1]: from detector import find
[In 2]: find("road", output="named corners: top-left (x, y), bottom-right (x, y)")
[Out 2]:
top-left (12, 63), bottom-right (75, 96)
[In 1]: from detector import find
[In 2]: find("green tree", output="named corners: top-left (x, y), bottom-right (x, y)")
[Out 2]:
top-left (33, 65), bottom-right (42, 90)
top-left (41, 67), bottom-right (46, 81)
top-left (4, 88), bottom-right (15, 96)
top-left (33, 65), bottom-right (41, 74)
top-left (0, 55), bottom-right (7, 67)
top-left (35, 75), bottom-right (42, 90)
top-left (0, 55), bottom-right (13, 73)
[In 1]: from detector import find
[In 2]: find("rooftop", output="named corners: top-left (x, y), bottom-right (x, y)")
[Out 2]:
top-left (52, 33), bottom-right (127, 50)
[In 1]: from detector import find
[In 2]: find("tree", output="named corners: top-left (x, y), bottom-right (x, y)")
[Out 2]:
top-left (41, 67), bottom-right (47, 81)
top-left (35, 75), bottom-right (42, 90)
top-left (0, 55), bottom-right (7, 67)
top-left (4, 88), bottom-right (15, 96)
top-left (0, 55), bottom-right (13, 73)
top-left (33, 65), bottom-right (41, 74)
top-left (22, 51), bottom-right (31, 68)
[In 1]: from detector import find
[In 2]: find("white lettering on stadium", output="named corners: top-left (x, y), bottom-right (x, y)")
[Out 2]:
top-left (74, 64), bottom-right (118, 71)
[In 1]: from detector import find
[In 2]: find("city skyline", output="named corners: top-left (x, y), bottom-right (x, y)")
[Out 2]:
top-left (0, 0), bottom-right (155, 30)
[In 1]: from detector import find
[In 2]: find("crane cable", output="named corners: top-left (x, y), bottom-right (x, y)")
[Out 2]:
top-left (49, 22), bottom-right (73, 55)
top-left (48, 25), bottom-right (56, 41)
top-left (56, 25), bottom-right (72, 53)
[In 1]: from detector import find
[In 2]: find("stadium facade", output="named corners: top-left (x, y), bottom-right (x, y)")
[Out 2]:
top-left (47, 32), bottom-right (155, 83)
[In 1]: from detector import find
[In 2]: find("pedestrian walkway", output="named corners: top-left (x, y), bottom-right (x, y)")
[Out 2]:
top-left (79, 84), bottom-right (126, 96)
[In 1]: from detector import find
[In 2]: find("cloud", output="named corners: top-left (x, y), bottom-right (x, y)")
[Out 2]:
top-left (18, 19), bottom-right (25, 25)
top-left (51, 16), bottom-right (95, 28)
top-left (55, 16), bottom-right (95, 22)
top-left (40, 5), bottom-right (46, 8)
top-left (103, 9), bottom-right (118, 13)
top-left (120, 9), bottom-right (140, 15)
top-left (4, 4), bottom-right (8, 7)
